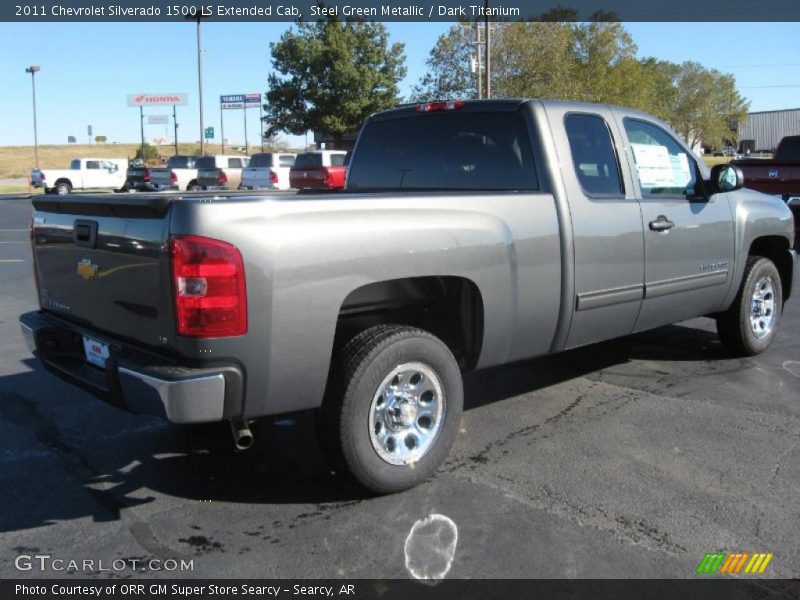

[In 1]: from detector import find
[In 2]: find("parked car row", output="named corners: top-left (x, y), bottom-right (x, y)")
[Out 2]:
top-left (121, 150), bottom-right (348, 193)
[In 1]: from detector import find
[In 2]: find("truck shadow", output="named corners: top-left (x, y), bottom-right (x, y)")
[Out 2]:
top-left (0, 322), bottom-right (737, 533)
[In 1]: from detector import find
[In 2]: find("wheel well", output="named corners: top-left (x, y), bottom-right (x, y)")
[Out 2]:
top-left (749, 236), bottom-right (793, 301)
top-left (54, 178), bottom-right (72, 187)
top-left (187, 180), bottom-right (197, 190)
top-left (334, 276), bottom-right (484, 370)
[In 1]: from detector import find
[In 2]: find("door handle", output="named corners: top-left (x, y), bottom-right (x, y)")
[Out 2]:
top-left (649, 215), bottom-right (675, 232)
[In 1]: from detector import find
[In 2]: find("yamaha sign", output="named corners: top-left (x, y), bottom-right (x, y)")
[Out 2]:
top-left (127, 93), bottom-right (188, 107)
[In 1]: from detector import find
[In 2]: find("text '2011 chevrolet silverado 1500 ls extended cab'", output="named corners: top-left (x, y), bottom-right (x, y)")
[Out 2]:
top-left (20, 99), bottom-right (797, 493)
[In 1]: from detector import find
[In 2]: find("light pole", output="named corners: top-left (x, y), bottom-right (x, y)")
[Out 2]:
top-left (187, 11), bottom-right (211, 155)
top-left (25, 65), bottom-right (40, 168)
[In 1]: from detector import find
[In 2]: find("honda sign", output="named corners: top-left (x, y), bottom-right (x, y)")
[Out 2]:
top-left (127, 93), bottom-right (188, 107)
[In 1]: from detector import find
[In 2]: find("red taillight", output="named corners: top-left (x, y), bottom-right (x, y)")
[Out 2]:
top-left (416, 100), bottom-right (465, 113)
top-left (217, 171), bottom-right (228, 184)
top-left (170, 235), bottom-right (247, 338)
top-left (144, 168), bottom-right (152, 182)
top-left (269, 170), bottom-right (279, 184)
top-left (170, 171), bottom-right (178, 184)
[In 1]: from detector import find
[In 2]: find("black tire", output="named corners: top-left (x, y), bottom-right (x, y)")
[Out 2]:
top-left (187, 181), bottom-right (201, 191)
top-left (318, 325), bottom-right (463, 494)
top-left (54, 182), bottom-right (71, 195)
top-left (716, 256), bottom-right (783, 356)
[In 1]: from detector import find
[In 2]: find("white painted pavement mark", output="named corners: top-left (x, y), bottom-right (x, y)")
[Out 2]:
top-left (782, 361), bottom-right (800, 378)
top-left (404, 513), bottom-right (458, 582)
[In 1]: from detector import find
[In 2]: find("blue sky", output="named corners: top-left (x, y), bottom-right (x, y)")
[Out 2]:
top-left (0, 21), bottom-right (798, 148)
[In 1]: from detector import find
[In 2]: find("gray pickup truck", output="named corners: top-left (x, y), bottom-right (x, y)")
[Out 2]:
top-left (20, 99), bottom-right (796, 493)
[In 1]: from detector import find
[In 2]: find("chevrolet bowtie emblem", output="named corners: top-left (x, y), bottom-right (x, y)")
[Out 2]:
top-left (77, 259), bottom-right (99, 280)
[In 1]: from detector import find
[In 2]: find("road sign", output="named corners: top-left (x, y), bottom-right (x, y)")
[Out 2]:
top-left (127, 93), bottom-right (189, 107)
top-left (204, 127), bottom-right (215, 140)
top-left (148, 115), bottom-right (169, 125)
top-left (87, 125), bottom-right (92, 136)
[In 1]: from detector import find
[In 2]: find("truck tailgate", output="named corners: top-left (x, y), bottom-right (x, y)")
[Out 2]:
top-left (31, 195), bottom-right (175, 349)
top-left (737, 161), bottom-right (800, 195)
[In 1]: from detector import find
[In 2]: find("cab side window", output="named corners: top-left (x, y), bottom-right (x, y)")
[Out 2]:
top-left (228, 158), bottom-right (242, 168)
top-left (565, 113), bottom-right (624, 197)
top-left (623, 119), bottom-right (702, 200)
top-left (86, 161), bottom-right (101, 170)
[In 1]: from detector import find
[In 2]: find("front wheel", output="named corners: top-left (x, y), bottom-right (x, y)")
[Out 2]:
top-left (318, 325), bottom-right (463, 494)
top-left (54, 182), bottom-right (71, 196)
top-left (716, 256), bottom-right (783, 356)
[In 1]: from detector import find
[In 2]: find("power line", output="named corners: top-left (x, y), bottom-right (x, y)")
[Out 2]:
top-left (741, 84), bottom-right (800, 89)
top-left (740, 84), bottom-right (800, 89)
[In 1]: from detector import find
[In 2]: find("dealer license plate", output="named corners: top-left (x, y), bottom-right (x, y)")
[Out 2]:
top-left (82, 336), bottom-right (109, 369)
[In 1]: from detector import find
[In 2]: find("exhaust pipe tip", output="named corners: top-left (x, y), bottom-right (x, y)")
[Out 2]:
top-left (230, 420), bottom-right (254, 451)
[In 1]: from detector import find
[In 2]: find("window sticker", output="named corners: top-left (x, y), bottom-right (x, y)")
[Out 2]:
top-left (631, 143), bottom-right (691, 189)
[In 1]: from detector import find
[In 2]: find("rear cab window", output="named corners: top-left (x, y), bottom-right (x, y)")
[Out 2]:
top-left (249, 154), bottom-right (274, 168)
top-left (294, 153), bottom-right (323, 168)
top-left (278, 155), bottom-right (295, 168)
top-left (623, 118), bottom-right (703, 199)
top-left (348, 110), bottom-right (538, 191)
top-left (228, 158), bottom-right (243, 168)
top-left (195, 157), bottom-right (215, 170)
top-left (168, 156), bottom-right (194, 169)
top-left (564, 113), bottom-right (624, 197)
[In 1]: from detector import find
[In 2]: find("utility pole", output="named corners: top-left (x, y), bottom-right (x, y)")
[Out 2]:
top-left (475, 21), bottom-right (482, 100)
top-left (243, 103), bottom-right (248, 156)
top-left (173, 104), bottom-right (178, 156)
top-left (187, 11), bottom-right (210, 155)
top-left (484, 0), bottom-right (491, 99)
top-left (25, 66), bottom-right (40, 168)
top-left (139, 106), bottom-right (145, 162)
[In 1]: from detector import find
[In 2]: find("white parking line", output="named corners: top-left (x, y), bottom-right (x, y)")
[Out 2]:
top-left (0, 241), bottom-right (27, 244)
top-left (0, 259), bottom-right (24, 263)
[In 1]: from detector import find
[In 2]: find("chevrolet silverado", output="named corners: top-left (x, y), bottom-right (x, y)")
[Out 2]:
top-left (20, 99), bottom-right (796, 493)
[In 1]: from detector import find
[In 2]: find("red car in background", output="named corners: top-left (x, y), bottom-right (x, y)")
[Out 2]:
top-left (289, 150), bottom-right (348, 190)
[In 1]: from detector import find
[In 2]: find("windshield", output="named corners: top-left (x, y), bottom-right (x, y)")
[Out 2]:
top-left (347, 111), bottom-right (538, 191)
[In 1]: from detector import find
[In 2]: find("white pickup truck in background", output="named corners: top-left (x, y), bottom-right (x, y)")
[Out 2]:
top-left (239, 152), bottom-right (296, 190)
top-left (31, 158), bottom-right (128, 195)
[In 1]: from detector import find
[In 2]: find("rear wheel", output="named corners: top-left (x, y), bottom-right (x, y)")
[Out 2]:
top-left (318, 325), bottom-right (463, 494)
top-left (187, 181), bottom-right (201, 191)
top-left (716, 256), bottom-right (783, 356)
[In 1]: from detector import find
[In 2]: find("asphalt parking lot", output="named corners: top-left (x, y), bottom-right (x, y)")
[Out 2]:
top-left (0, 195), bottom-right (798, 580)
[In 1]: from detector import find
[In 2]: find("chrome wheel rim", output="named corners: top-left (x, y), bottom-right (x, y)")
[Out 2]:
top-left (368, 362), bottom-right (445, 466)
top-left (56, 186), bottom-right (68, 195)
top-left (750, 276), bottom-right (776, 339)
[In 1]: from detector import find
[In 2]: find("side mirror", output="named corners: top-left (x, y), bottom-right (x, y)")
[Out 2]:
top-left (110, 164), bottom-right (119, 173)
top-left (709, 164), bottom-right (743, 194)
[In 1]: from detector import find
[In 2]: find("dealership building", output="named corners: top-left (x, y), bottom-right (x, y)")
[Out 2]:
top-left (738, 108), bottom-right (800, 153)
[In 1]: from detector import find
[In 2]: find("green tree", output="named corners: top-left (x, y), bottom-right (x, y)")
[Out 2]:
top-left (411, 23), bottom-right (478, 101)
top-left (264, 18), bottom-right (406, 140)
top-left (665, 62), bottom-right (749, 150)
